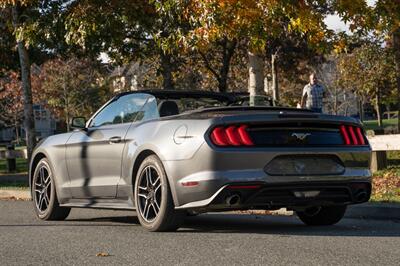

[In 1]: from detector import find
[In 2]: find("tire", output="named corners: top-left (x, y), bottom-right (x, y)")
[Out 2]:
top-left (134, 155), bottom-right (184, 232)
top-left (32, 158), bottom-right (71, 221)
top-left (296, 205), bottom-right (347, 226)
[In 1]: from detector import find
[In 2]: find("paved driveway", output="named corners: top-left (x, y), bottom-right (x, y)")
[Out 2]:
top-left (0, 201), bottom-right (399, 265)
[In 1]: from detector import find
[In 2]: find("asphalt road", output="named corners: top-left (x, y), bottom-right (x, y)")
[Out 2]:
top-left (0, 201), bottom-right (399, 266)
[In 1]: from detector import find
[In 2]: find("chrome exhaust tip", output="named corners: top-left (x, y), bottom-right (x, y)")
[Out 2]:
top-left (226, 194), bottom-right (241, 206)
top-left (355, 191), bottom-right (368, 202)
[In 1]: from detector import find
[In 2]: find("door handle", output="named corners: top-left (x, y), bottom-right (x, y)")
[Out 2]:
top-left (109, 136), bottom-right (122, 144)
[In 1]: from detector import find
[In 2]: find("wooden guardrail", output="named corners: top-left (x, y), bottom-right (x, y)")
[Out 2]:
top-left (383, 111), bottom-right (398, 120)
top-left (368, 134), bottom-right (400, 172)
top-left (0, 149), bottom-right (28, 160)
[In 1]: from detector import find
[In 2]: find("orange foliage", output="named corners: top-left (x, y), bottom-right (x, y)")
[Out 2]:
top-left (185, 0), bottom-right (326, 51)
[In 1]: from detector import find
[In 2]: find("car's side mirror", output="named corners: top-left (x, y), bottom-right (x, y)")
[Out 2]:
top-left (71, 117), bottom-right (87, 130)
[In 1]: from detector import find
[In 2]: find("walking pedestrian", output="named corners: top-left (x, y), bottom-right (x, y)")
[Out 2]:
top-left (300, 73), bottom-right (325, 113)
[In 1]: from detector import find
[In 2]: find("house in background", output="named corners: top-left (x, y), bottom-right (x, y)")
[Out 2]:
top-left (0, 127), bottom-right (14, 144)
top-left (109, 61), bottom-right (157, 92)
top-left (31, 104), bottom-right (57, 139)
top-left (0, 103), bottom-right (57, 143)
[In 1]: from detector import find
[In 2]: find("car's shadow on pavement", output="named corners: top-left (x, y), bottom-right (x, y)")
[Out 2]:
top-left (64, 212), bottom-right (400, 237)
top-left (66, 215), bottom-right (140, 225)
top-left (179, 213), bottom-right (400, 237)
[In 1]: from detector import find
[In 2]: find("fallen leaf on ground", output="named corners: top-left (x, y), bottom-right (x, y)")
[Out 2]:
top-left (96, 252), bottom-right (111, 257)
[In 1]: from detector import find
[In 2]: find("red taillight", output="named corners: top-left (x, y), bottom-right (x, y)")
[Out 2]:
top-left (348, 126), bottom-right (358, 145)
top-left (210, 125), bottom-right (254, 147)
top-left (340, 125), bottom-right (351, 145)
top-left (356, 127), bottom-right (366, 145)
top-left (238, 125), bottom-right (254, 146)
top-left (225, 126), bottom-right (242, 146)
top-left (340, 125), bottom-right (366, 146)
top-left (210, 127), bottom-right (229, 146)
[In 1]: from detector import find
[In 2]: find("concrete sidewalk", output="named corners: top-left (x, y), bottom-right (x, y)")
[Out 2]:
top-left (0, 189), bottom-right (30, 200)
top-left (346, 203), bottom-right (400, 220)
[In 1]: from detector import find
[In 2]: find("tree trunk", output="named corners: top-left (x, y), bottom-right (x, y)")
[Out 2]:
top-left (271, 52), bottom-right (279, 105)
top-left (392, 29), bottom-right (400, 132)
top-left (358, 98), bottom-right (364, 122)
top-left (218, 39), bottom-right (236, 93)
top-left (63, 83), bottom-right (70, 132)
top-left (12, 6), bottom-right (36, 160)
top-left (199, 38), bottom-right (236, 93)
top-left (376, 88), bottom-right (383, 128)
top-left (248, 51), bottom-right (264, 106)
top-left (334, 86), bottom-right (338, 115)
top-left (65, 102), bottom-right (70, 132)
top-left (14, 111), bottom-right (20, 144)
top-left (160, 52), bottom-right (174, 90)
top-left (14, 121), bottom-right (19, 144)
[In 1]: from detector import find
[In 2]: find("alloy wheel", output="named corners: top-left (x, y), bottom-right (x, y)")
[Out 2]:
top-left (34, 163), bottom-right (52, 213)
top-left (137, 166), bottom-right (162, 222)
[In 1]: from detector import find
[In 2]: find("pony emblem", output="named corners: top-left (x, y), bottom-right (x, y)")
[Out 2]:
top-left (291, 133), bottom-right (311, 141)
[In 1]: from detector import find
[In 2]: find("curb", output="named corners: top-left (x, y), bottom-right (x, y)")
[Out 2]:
top-left (0, 173), bottom-right (29, 184)
top-left (346, 203), bottom-right (400, 220)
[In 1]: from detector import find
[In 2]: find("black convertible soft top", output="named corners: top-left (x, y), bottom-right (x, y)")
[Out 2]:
top-left (116, 89), bottom-right (259, 104)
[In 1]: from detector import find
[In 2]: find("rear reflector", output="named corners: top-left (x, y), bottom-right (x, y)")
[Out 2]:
top-left (340, 125), bottom-right (366, 146)
top-left (210, 125), bottom-right (254, 147)
top-left (181, 181), bottom-right (199, 187)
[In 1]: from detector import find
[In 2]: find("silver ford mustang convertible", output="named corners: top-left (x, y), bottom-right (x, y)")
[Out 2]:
top-left (30, 90), bottom-right (371, 231)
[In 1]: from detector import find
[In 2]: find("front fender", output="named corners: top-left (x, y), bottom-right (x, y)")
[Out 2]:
top-left (29, 133), bottom-right (74, 203)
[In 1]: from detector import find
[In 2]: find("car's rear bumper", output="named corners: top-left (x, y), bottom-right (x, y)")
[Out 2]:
top-left (163, 143), bottom-right (371, 209)
top-left (175, 181), bottom-right (371, 210)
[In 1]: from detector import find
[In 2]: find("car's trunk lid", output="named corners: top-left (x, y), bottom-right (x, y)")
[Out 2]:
top-left (198, 108), bottom-right (366, 147)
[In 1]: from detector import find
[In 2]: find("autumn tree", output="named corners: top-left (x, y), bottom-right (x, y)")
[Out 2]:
top-left (0, 70), bottom-right (24, 142)
top-left (0, 0), bottom-right (40, 158)
top-left (333, 0), bottom-right (400, 130)
top-left (338, 43), bottom-right (397, 127)
top-left (180, 0), bottom-right (328, 104)
top-left (63, 0), bottom-right (191, 90)
top-left (36, 58), bottom-right (112, 131)
top-left (0, 9), bottom-right (20, 70)
top-left (193, 38), bottom-right (237, 92)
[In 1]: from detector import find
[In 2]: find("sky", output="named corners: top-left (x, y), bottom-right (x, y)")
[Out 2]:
top-left (325, 0), bottom-right (377, 32)
top-left (325, 15), bottom-right (350, 32)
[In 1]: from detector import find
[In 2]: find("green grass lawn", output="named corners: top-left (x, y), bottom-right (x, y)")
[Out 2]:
top-left (0, 145), bottom-right (28, 174)
top-left (363, 118), bottom-right (398, 131)
top-left (0, 158), bottom-right (28, 174)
